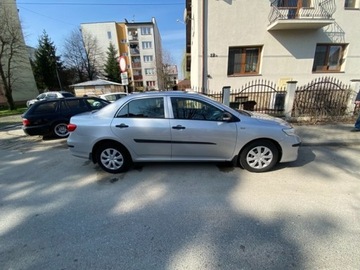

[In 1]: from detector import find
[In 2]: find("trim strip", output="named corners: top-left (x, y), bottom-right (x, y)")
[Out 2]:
top-left (134, 139), bottom-right (216, 145)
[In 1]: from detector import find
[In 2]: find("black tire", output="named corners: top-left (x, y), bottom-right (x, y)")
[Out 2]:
top-left (96, 143), bottom-right (131, 174)
top-left (52, 122), bottom-right (69, 138)
top-left (239, 140), bottom-right (279, 173)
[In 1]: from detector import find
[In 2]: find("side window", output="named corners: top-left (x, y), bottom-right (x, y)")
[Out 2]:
top-left (86, 98), bottom-right (108, 109)
top-left (117, 98), bottom-right (164, 118)
top-left (33, 101), bottom-right (58, 114)
top-left (171, 97), bottom-right (223, 121)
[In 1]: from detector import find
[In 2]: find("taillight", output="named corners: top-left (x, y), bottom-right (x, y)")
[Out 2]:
top-left (22, 119), bottom-right (30, 126)
top-left (67, 123), bottom-right (77, 132)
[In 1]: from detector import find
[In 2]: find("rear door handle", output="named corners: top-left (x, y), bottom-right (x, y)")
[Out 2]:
top-left (172, 125), bottom-right (185, 130)
top-left (115, 123), bottom-right (129, 128)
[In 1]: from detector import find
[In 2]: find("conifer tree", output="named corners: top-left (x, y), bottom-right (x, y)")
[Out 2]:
top-left (104, 43), bottom-right (121, 83)
top-left (33, 31), bottom-right (63, 91)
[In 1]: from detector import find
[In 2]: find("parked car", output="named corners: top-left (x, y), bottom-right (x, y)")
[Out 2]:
top-left (67, 91), bottom-right (301, 173)
top-left (26, 91), bottom-right (75, 107)
top-left (22, 97), bottom-right (110, 138)
top-left (99, 92), bottom-right (128, 102)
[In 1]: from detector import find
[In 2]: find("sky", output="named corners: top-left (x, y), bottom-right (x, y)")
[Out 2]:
top-left (15, 0), bottom-right (186, 78)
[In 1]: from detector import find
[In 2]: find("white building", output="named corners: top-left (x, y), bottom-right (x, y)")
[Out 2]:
top-left (81, 17), bottom-right (164, 92)
top-left (186, 0), bottom-right (360, 92)
top-left (0, 0), bottom-right (38, 106)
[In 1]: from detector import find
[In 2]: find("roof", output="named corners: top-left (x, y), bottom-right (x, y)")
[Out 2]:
top-left (70, 79), bottom-right (123, 87)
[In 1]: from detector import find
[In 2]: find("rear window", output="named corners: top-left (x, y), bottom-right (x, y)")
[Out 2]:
top-left (61, 92), bottom-right (74, 97)
top-left (32, 101), bottom-right (58, 114)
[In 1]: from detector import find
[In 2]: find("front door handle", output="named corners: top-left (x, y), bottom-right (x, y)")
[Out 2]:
top-left (115, 123), bottom-right (129, 128)
top-left (172, 125), bottom-right (185, 130)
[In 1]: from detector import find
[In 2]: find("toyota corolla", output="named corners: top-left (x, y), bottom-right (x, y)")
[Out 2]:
top-left (67, 91), bottom-right (301, 173)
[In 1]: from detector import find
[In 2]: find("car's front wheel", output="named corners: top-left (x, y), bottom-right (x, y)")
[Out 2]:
top-left (239, 140), bottom-right (279, 173)
top-left (52, 122), bottom-right (69, 138)
top-left (96, 143), bottom-right (131, 173)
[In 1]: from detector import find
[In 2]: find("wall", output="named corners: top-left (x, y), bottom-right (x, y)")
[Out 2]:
top-left (190, 0), bottom-right (360, 93)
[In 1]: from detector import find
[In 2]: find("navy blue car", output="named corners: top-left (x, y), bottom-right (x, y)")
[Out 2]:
top-left (22, 97), bottom-right (110, 138)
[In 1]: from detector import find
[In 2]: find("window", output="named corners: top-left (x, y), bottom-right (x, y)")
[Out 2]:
top-left (144, 55), bottom-right (153, 62)
top-left (146, 81), bottom-right (156, 87)
top-left (312, 44), bottom-right (346, 72)
top-left (345, 0), bottom-right (357, 8)
top-left (33, 101), bottom-right (57, 114)
top-left (117, 98), bottom-right (164, 118)
top-left (107, 31), bottom-right (112, 39)
top-left (141, 27), bottom-right (151, 35)
top-left (142, 41), bottom-right (152, 49)
top-left (227, 46), bottom-right (262, 76)
top-left (277, 0), bottom-right (310, 7)
top-left (171, 98), bottom-right (224, 121)
top-left (145, 68), bottom-right (155, 75)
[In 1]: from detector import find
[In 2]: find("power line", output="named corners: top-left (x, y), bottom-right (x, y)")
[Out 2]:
top-left (16, 2), bottom-right (183, 6)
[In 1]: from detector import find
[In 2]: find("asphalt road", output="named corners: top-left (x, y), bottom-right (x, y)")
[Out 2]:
top-left (1, 126), bottom-right (360, 270)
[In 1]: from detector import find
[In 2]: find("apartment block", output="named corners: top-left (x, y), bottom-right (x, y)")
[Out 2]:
top-left (186, 0), bottom-right (360, 92)
top-left (81, 17), bottom-right (164, 92)
top-left (0, 0), bottom-right (38, 105)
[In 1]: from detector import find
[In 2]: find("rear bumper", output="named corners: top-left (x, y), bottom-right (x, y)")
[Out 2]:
top-left (22, 125), bottom-right (51, 136)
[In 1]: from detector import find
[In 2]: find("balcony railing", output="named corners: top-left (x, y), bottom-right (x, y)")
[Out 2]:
top-left (268, 0), bottom-right (336, 30)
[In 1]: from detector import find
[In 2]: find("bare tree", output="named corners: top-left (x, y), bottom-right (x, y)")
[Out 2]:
top-left (0, 2), bottom-right (30, 109)
top-left (62, 29), bottom-right (103, 82)
top-left (157, 49), bottom-right (177, 90)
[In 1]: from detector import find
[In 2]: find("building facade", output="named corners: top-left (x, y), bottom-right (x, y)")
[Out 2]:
top-left (81, 18), bottom-right (164, 92)
top-left (0, 0), bottom-right (38, 106)
top-left (186, 0), bottom-right (360, 92)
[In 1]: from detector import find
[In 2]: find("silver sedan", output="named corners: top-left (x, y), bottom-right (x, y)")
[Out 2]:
top-left (67, 91), bottom-right (301, 173)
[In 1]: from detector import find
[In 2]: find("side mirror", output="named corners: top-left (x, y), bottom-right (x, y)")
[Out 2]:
top-left (222, 112), bottom-right (233, 122)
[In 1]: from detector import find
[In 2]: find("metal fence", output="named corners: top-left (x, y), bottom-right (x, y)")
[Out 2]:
top-left (292, 77), bottom-right (352, 118)
top-left (198, 79), bottom-right (287, 116)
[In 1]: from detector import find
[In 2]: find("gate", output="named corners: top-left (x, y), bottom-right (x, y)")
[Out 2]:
top-left (292, 77), bottom-right (352, 118)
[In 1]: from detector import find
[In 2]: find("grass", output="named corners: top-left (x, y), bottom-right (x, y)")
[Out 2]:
top-left (0, 107), bottom-right (27, 117)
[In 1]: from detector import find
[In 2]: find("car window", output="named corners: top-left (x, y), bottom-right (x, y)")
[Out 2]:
top-left (171, 97), bottom-right (223, 121)
top-left (63, 99), bottom-right (88, 113)
top-left (86, 98), bottom-right (109, 109)
top-left (116, 97), bottom-right (164, 118)
top-left (37, 93), bottom-right (46, 99)
top-left (46, 93), bottom-right (57, 99)
top-left (32, 101), bottom-right (58, 114)
top-left (105, 95), bottom-right (117, 102)
top-left (61, 92), bottom-right (74, 97)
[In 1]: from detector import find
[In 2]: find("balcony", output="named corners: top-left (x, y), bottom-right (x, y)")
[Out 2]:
top-left (268, 0), bottom-right (336, 31)
top-left (133, 75), bottom-right (143, 81)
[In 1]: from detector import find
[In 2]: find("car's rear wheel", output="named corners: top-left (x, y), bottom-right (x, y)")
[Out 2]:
top-left (52, 122), bottom-right (69, 138)
top-left (96, 143), bottom-right (131, 173)
top-left (239, 140), bottom-right (279, 173)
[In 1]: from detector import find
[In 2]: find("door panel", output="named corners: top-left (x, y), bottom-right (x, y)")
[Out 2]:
top-left (169, 97), bottom-right (237, 160)
top-left (110, 97), bottom-right (171, 160)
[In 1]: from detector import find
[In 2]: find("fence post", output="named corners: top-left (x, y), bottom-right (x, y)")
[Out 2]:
top-left (284, 81), bottom-right (297, 120)
top-left (222, 86), bottom-right (231, 107)
top-left (349, 79), bottom-right (360, 115)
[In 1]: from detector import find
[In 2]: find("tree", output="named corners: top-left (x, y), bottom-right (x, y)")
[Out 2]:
top-left (0, 2), bottom-right (30, 109)
top-left (157, 49), bottom-right (177, 90)
top-left (63, 29), bottom-right (102, 82)
top-left (104, 43), bottom-right (121, 83)
top-left (33, 31), bottom-right (63, 91)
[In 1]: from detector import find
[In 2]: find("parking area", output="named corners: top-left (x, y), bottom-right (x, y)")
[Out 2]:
top-left (1, 125), bottom-right (360, 269)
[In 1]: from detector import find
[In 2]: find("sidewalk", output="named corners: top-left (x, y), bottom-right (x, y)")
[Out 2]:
top-left (294, 123), bottom-right (359, 146)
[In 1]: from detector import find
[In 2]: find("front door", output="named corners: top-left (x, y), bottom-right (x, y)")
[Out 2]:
top-left (169, 97), bottom-right (238, 160)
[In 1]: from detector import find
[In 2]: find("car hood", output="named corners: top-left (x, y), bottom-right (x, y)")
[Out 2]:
top-left (244, 111), bottom-right (292, 128)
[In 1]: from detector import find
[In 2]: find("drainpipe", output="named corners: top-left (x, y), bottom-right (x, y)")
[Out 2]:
top-left (201, 0), bottom-right (208, 94)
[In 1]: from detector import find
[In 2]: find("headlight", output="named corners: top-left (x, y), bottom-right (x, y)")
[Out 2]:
top-left (283, 128), bottom-right (296, 136)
